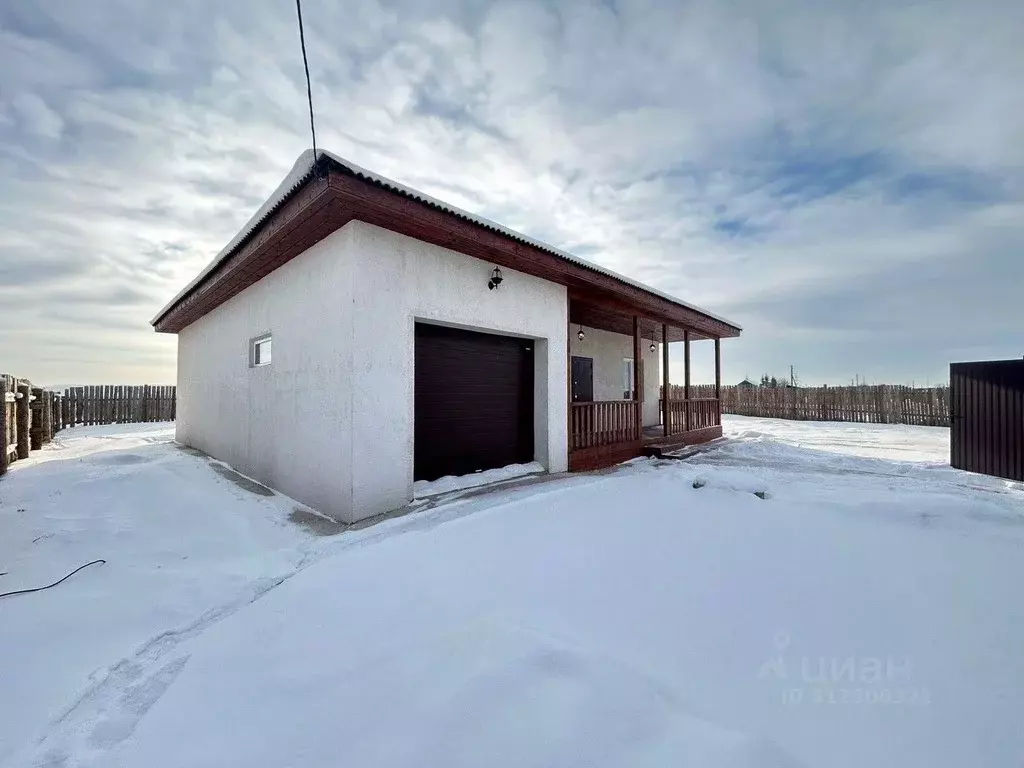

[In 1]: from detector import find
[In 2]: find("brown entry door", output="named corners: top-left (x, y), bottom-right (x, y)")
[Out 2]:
top-left (414, 323), bottom-right (535, 482)
top-left (571, 356), bottom-right (593, 402)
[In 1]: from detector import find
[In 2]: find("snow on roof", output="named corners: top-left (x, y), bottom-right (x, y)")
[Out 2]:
top-left (152, 150), bottom-right (319, 325)
top-left (153, 149), bottom-right (742, 331)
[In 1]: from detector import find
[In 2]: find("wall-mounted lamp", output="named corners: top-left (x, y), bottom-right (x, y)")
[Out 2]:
top-left (487, 267), bottom-right (504, 290)
top-left (577, 325), bottom-right (586, 341)
top-left (649, 330), bottom-right (657, 353)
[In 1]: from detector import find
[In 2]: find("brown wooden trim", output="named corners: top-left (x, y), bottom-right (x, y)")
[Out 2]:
top-left (569, 294), bottom-right (718, 342)
top-left (155, 163), bottom-right (741, 337)
top-left (662, 322), bottom-right (670, 438)
top-left (568, 440), bottom-right (644, 472)
top-left (155, 178), bottom-right (335, 332)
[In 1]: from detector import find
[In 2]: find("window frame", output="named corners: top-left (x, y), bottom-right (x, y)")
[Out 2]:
top-left (622, 357), bottom-right (635, 400)
top-left (250, 333), bottom-right (272, 368)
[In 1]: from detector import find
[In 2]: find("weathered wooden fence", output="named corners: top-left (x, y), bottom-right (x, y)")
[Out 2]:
top-left (60, 385), bottom-right (176, 428)
top-left (667, 384), bottom-right (950, 427)
top-left (1, 375), bottom-right (176, 477)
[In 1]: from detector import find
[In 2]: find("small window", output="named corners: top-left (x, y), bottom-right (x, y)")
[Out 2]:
top-left (622, 357), bottom-right (635, 399)
top-left (251, 335), bottom-right (272, 367)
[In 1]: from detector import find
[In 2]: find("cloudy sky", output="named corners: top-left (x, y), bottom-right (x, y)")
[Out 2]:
top-left (2, 0), bottom-right (1021, 386)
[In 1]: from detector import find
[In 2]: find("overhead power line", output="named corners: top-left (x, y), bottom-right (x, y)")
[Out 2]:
top-left (295, 0), bottom-right (317, 161)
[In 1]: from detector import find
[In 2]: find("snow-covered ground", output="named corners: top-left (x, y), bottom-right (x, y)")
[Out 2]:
top-left (0, 424), bottom-right (319, 767)
top-left (724, 414), bottom-right (951, 463)
top-left (2, 416), bottom-right (1023, 767)
top-left (413, 460), bottom-right (546, 498)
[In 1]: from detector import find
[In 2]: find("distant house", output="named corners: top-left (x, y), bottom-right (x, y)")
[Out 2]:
top-left (737, 378), bottom-right (757, 388)
top-left (152, 150), bottom-right (742, 523)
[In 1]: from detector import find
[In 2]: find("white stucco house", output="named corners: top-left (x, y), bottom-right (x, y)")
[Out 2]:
top-left (153, 150), bottom-right (742, 523)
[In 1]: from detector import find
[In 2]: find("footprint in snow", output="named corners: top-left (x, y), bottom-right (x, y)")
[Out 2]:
top-left (87, 655), bottom-right (190, 748)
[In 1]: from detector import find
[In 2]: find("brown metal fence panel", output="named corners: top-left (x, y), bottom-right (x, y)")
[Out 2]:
top-left (950, 360), bottom-right (1024, 481)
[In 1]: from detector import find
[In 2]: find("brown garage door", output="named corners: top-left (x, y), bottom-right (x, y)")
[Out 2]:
top-left (415, 323), bottom-right (534, 481)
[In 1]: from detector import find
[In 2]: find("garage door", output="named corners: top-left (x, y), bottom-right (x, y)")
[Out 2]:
top-left (415, 323), bottom-right (534, 481)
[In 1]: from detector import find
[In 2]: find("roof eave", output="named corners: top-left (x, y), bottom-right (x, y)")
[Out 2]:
top-left (153, 151), bottom-right (742, 338)
top-left (150, 153), bottom-right (325, 329)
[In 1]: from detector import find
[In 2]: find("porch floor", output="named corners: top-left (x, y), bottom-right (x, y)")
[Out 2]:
top-left (569, 418), bottom-right (724, 471)
top-left (641, 424), bottom-right (721, 457)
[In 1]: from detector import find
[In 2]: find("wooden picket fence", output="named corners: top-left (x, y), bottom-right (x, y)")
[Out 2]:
top-left (1, 375), bottom-right (175, 477)
top-left (669, 384), bottom-right (950, 427)
top-left (61, 385), bottom-right (176, 427)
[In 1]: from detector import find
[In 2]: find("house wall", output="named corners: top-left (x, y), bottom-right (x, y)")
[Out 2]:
top-left (569, 326), bottom-right (661, 427)
top-left (346, 222), bottom-right (568, 517)
top-left (177, 221), bottom-right (568, 523)
top-left (176, 225), bottom-right (357, 519)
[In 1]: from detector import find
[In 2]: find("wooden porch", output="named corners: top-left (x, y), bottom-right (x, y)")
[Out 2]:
top-left (567, 297), bottom-right (728, 472)
top-left (568, 399), bottom-right (724, 470)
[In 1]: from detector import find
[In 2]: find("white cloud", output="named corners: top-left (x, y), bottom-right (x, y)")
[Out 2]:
top-left (0, 0), bottom-right (1022, 385)
top-left (11, 92), bottom-right (64, 139)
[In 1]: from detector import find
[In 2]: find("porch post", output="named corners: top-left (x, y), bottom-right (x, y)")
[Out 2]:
top-left (683, 330), bottom-right (691, 432)
top-left (714, 338), bottom-right (721, 398)
top-left (633, 315), bottom-right (643, 440)
top-left (662, 324), bottom-right (670, 437)
top-left (715, 337), bottom-right (722, 427)
top-left (566, 304), bottom-right (572, 452)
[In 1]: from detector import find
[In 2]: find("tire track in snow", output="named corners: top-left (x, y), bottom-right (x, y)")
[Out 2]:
top-left (15, 472), bottom-right (636, 768)
top-left (16, 553), bottom-right (320, 768)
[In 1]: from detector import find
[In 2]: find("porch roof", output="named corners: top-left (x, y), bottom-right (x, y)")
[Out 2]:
top-left (570, 300), bottom-right (718, 343)
top-left (152, 150), bottom-right (743, 338)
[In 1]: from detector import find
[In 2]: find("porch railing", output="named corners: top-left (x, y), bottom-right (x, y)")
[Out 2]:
top-left (664, 397), bottom-right (722, 434)
top-left (570, 401), bottom-right (639, 450)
